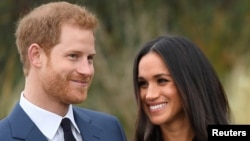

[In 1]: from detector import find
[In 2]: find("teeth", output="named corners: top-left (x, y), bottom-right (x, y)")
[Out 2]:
top-left (149, 103), bottom-right (166, 110)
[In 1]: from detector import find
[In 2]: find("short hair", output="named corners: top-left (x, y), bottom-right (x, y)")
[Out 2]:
top-left (15, 1), bottom-right (98, 76)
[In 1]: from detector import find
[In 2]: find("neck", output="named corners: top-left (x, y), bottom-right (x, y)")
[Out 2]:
top-left (160, 115), bottom-right (194, 141)
top-left (24, 76), bottom-right (69, 116)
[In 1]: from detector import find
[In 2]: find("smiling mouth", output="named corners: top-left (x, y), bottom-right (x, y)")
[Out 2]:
top-left (71, 80), bottom-right (88, 87)
top-left (149, 103), bottom-right (167, 111)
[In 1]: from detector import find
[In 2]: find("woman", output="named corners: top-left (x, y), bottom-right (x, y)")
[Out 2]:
top-left (132, 34), bottom-right (231, 141)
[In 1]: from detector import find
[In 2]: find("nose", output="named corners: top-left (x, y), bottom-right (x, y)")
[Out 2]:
top-left (76, 59), bottom-right (94, 76)
top-left (145, 83), bottom-right (159, 100)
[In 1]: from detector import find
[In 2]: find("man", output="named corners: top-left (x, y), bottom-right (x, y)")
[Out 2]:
top-left (0, 1), bottom-right (127, 141)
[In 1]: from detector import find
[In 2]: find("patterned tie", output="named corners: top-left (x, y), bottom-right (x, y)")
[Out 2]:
top-left (61, 118), bottom-right (77, 141)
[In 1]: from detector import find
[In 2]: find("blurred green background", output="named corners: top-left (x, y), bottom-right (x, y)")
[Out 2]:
top-left (1, 0), bottom-right (250, 140)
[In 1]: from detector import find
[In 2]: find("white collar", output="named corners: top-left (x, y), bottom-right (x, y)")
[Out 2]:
top-left (19, 91), bottom-right (80, 140)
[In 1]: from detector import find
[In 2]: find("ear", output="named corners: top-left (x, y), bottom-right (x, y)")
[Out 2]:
top-left (28, 43), bottom-right (44, 68)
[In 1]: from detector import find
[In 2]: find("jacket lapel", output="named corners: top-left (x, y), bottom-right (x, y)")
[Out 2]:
top-left (8, 103), bottom-right (47, 141)
top-left (73, 108), bottom-right (102, 141)
top-left (9, 103), bottom-right (103, 141)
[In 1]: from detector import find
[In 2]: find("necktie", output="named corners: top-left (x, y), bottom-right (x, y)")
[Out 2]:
top-left (61, 118), bottom-right (77, 141)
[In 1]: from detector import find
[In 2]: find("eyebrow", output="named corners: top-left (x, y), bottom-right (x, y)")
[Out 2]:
top-left (138, 73), bottom-right (172, 79)
top-left (67, 50), bottom-right (96, 55)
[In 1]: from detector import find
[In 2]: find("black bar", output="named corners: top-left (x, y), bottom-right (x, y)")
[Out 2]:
top-left (207, 125), bottom-right (250, 140)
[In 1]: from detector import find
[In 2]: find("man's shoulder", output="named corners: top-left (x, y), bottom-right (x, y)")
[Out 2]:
top-left (72, 106), bottom-right (122, 126)
top-left (73, 106), bottom-right (117, 120)
top-left (73, 107), bottom-right (127, 141)
top-left (0, 117), bottom-right (9, 128)
top-left (0, 117), bottom-right (12, 139)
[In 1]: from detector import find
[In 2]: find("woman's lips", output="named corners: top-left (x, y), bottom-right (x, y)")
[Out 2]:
top-left (148, 103), bottom-right (167, 112)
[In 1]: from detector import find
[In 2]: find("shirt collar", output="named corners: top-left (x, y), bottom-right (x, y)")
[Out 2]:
top-left (19, 91), bottom-right (80, 140)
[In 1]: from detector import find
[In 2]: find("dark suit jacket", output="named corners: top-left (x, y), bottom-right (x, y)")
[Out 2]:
top-left (0, 103), bottom-right (127, 141)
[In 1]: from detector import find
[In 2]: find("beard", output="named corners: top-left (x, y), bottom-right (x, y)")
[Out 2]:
top-left (40, 64), bottom-right (90, 105)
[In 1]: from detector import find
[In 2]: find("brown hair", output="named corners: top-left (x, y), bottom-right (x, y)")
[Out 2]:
top-left (15, 1), bottom-right (98, 76)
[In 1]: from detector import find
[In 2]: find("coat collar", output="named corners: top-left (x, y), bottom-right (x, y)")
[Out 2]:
top-left (8, 103), bottom-right (47, 141)
top-left (8, 103), bottom-right (102, 141)
top-left (73, 107), bottom-right (102, 140)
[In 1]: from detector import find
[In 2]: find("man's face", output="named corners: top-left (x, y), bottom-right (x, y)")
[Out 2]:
top-left (40, 24), bottom-right (95, 105)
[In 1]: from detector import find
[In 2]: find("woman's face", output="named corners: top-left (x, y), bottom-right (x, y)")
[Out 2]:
top-left (138, 52), bottom-right (185, 126)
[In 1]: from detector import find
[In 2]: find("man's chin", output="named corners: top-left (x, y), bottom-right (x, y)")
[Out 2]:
top-left (70, 95), bottom-right (87, 104)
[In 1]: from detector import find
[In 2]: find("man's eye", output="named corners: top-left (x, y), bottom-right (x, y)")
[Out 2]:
top-left (69, 54), bottom-right (78, 59)
top-left (88, 55), bottom-right (94, 61)
top-left (87, 55), bottom-right (95, 63)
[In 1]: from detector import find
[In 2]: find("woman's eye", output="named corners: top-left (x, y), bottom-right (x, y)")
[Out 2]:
top-left (158, 78), bottom-right (168, 84)
top-left (138, 81), bottom-right (148, 88)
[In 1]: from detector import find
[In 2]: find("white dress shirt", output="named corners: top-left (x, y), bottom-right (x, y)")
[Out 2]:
top-left (19, 92), bottom-right (83, 141)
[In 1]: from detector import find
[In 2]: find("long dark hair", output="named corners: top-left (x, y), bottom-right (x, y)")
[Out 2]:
top-left (133, 34), bottom-right (231, 141)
